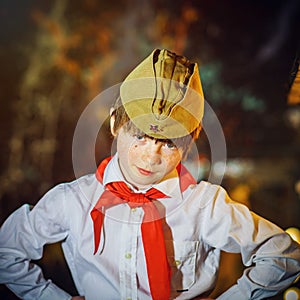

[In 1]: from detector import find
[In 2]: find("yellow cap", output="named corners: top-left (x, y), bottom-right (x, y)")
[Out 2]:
top-left (120, 49), bottom-right (204, 139)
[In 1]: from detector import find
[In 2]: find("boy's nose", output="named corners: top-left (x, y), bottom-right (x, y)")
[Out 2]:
top-left (146, 142), bottom-right (162, 165)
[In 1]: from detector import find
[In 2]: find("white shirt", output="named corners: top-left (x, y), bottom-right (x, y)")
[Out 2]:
top-left (0, 154), bottom-right (299, 300)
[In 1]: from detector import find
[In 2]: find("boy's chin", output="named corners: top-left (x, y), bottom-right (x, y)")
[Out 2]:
top-left (127, 175), bottom-right (163, 190)
top-left (131, 179), bottom-right (160, 190)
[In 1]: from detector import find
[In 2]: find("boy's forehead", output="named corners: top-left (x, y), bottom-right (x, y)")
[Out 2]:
top-left (123, 121), bottom-right (191, 147)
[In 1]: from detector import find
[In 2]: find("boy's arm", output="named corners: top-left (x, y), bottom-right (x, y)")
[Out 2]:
top-left (217, 233), bottom-right (300, 300)
top-left (201, 184), bottom-right (300, 300)
top-left (0, 185), bottom-right (72, 300)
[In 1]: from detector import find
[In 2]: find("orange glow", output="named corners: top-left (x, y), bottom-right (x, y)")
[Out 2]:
top-left (288, 65), bottom-right (300, 105)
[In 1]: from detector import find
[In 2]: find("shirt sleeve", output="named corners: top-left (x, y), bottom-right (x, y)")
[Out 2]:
top-left (200, 183), bottom-right (300, 300)
top-left (0, 184), bottom-right (72, 300)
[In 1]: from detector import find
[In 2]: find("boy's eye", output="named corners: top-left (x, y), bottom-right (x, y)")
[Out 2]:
top-left (135, 135), bottom-right (145, 141)
top-left (164, 142), bottom-right (177, 149)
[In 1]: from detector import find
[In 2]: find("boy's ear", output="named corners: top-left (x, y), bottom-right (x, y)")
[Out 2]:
top-left (110, 108), bottom-right (117, 136)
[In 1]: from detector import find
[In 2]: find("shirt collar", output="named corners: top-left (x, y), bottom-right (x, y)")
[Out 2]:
top-left (102, 154), bottom-right (183, 201)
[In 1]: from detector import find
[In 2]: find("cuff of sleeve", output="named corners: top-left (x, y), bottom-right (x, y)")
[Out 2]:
top-left (39, 281), bottom-right (72, 300)
top-left (216, 284), bottom-right (248, 300)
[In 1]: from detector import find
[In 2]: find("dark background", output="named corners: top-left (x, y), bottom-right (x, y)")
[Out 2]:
top-left (0, 0), bottom-right (300, 298)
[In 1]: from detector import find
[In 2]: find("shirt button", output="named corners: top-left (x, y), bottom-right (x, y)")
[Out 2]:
top-left (126, 298), bottom-right (132, 300)
top-left (175, 260), bottom-right (181, 266)
top-left (189, 184), bottom-right (196, 189)
top-left (131, 207), bottom-right (137, 212)
top-left (125, 253), bottom-right (132, 259)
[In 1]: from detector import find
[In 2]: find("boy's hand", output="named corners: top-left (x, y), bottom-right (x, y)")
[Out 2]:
top-left (71, 297), bottom-right (85, 300)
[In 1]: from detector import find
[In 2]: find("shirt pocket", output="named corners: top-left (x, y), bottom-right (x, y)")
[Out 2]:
top-left (165, 240), bottom-right (199, 292)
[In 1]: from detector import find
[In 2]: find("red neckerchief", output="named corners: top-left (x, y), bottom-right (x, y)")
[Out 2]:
top-left (91, 156), bottom-right (196, 300)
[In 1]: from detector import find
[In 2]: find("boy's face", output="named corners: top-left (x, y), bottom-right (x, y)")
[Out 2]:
top-left (115, 127), bottom-right (183, 190)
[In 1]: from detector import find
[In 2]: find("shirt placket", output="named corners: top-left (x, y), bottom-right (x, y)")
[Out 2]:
top-left (119, 206), bottom-right (144, 300)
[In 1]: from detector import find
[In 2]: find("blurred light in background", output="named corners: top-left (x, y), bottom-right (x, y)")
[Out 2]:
top-left (225, 159), bottom-right (254, 178)
top-left (285, 107), bottom-right (300, 129)
top-left (295, 180), bottom-right (300, 197)
top-left (212, 159), bottom-right (254, 179)
top-left (285, 227), bottom-right (300, 244)
top-left (284, 287), bottom-right (300, 300)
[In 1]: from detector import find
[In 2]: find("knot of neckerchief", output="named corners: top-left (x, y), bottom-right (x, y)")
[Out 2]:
top-left (90, 156), bottom-right (196, 300)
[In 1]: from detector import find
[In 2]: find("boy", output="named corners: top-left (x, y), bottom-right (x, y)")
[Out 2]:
top-left (0, 49), bottom-right (299, 300)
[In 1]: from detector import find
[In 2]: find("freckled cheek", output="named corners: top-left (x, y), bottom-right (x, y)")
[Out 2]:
top-left (127, 143), bottom-right (140, 162)
top-left (117, 138), bottom-right (131, 166)
top-left (163, 152), bottom-right (182, 171)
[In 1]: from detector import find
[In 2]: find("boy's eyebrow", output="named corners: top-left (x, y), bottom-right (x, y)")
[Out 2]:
top-left (156, 138), bottom-right (175, 144)
top-left (131, 129), bottom-right (175, 145)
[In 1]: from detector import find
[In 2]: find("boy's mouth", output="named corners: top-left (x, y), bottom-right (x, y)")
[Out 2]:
top-left (137, 167), bottom-right (153, 176)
